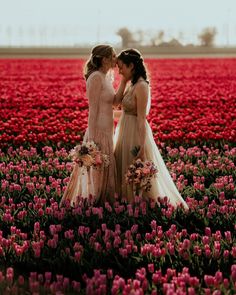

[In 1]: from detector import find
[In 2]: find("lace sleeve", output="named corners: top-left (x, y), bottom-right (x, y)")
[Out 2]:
top-left (86, 73), bottom-right (103, 140)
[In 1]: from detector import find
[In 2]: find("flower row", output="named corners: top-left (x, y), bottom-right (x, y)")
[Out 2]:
top-left (0, 58), bottom-right (235, 147)
top-left (0, 265), bottom-right (235, 294)
top-left (1, 145), bottom-right (235, 203)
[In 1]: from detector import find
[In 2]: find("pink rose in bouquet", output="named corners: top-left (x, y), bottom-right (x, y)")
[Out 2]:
top-left (95, 153), bottom-right (102, 165)
top-left (142, 168), bottom-right (151, 175)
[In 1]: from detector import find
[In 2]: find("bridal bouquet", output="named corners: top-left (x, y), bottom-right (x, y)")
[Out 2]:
top-left (125, 158), bottom-right (158, 196)
top-left (69, 141), bottom-right (109, 170)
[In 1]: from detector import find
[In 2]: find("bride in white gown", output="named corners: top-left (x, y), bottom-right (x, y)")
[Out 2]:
top-left (114, 49), bottom-right (188, 209)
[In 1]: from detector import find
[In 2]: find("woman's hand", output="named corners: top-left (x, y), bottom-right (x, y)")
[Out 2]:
top-left (113, 77), bottom-right (129, 106)
top-left (121, 76), bottom-right (129, 84)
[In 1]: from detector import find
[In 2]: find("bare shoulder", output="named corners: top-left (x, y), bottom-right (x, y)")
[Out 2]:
top-left (135, 80), bottom-right (149, 96)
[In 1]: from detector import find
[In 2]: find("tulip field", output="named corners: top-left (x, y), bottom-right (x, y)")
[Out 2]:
top-left (0, 58), bottom-right (235, 294)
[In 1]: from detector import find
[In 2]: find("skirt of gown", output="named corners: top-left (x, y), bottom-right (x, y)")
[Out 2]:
top-left (60, 128), bottom-right (117, 206)
top-left (114, 113), bottom-right (188, 209)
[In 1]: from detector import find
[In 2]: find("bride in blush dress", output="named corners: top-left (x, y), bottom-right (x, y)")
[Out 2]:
top-left (60, 45), bottom-right (127, 206)
top-left (114, 49), bottom-right (188, 209)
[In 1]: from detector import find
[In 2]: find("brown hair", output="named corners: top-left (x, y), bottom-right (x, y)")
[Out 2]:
top-left (117, 48), bottom-right (149, 85)
top-left (84, 44), bottom-right (114, 80)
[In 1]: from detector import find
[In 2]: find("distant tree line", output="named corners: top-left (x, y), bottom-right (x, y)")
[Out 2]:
top-left (0, 25), bottom-right (218, 48)
top-left (116, 27), bottom-right (217, 48)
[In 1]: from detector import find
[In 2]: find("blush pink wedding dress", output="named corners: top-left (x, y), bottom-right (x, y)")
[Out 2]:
top-left (60, 71), bottom-right (117, 206)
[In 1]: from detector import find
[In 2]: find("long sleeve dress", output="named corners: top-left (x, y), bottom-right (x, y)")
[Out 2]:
top-left (60, 71), bottom-right (117, 206)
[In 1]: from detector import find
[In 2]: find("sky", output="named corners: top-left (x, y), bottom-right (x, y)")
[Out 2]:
top-left (0, 0), bottom-right (236, 46)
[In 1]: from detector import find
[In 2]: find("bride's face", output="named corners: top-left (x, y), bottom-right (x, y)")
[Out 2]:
top-left (117, 60), bottom-right (133, 80)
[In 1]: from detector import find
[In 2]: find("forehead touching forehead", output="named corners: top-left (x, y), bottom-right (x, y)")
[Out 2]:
top-left (117, 59), bottom-right (124, 67)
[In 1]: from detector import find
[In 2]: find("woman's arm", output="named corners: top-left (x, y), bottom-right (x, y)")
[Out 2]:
top-left (113, 77), bottom-right (127, 106)
top-left (87, 73), bottom-right (103, 140)
top-left (136, 82), bottom-right (149, 160)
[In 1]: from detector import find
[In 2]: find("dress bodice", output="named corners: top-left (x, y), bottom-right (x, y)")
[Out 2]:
top-left (122, 79), bottom-right (149, 116)
top-left (86, 71), bottom-right (115, 134)
top-left (122, 84), bottom-right (137, 116)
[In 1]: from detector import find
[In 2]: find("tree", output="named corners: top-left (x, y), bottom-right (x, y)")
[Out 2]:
top-left (134, 29), bottom-right (144, 45)
top-left (116, 27), bottom-right (134, 48)
top-left (150, 30), bottom-right (164, 46)
top-left (198, 27), bottom-right (217, 47)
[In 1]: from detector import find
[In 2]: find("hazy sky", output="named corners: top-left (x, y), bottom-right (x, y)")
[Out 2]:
top-left (0, 0), bottom-right (236, 46)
